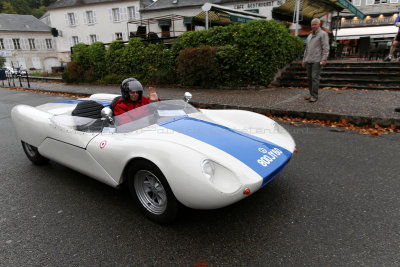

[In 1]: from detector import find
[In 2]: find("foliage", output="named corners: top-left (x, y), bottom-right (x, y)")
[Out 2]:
top-left (173, 20), bottom-right (303, 87)
top-left (62, 61), bottom-right (84, 83)
top-left (0, 56), bottom-right (5, 68)
top-left (2, 1), bottom-right (17, 13)
top-left (177, 47), bottom-right (220, 87)
top-left (50, 27), bottom-right (58, 37)
top-left (65, 20), bottom-right (303, 88)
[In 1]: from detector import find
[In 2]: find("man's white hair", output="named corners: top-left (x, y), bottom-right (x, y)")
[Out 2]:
top-left (311, 18), bottom-right (320, 24)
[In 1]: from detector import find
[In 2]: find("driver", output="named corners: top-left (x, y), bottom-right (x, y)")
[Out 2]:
top-left (113, 78), bottom-right (159, 116)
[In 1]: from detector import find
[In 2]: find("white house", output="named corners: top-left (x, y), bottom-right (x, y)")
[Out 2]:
top-left (45, 0), bottom-right (154, 62)
top-left (0, 13), bottom-right (59, 72)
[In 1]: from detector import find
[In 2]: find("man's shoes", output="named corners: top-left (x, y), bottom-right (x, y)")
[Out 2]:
top-left (304, 95), bottom-right (311, 100)
top-left (384, 56), bottom-right (392, 62)
top-left (309, 97), bottom-right (318, 102)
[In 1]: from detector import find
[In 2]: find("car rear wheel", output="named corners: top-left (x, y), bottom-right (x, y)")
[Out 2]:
top-left (128, 160), bottom-right (178, 224)
top-left (21, 141), bottom-right (49, 165)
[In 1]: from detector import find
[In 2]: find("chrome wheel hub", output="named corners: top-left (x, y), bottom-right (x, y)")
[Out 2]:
top-left (134, 170), bottom-right (167, 215)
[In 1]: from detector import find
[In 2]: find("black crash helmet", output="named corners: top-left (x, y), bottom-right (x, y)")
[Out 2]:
top-left (121, 78), bottom-right (143, 101)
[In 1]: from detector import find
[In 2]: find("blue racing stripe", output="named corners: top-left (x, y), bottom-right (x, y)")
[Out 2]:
top-left (54, 99), bottom-right (111, 107)
top-left (159, 117), bottom-right (292, 187)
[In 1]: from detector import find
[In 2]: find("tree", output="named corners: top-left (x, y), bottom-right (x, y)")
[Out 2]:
top-left (32, 5), bottom-right (45, 18)
top-left (2, 1), bottom-right (17, 13)
top-left (10, 0), bottom-right (31, 14)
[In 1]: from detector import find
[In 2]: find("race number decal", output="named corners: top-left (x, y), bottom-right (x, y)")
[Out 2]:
top-left (257, 148), bottom-right (282, 167)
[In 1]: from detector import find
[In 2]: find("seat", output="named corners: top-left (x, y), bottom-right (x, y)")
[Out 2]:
top-left (109, 96), bottom-right (122, 116)
top-left (71, 100), bottom-right (105, 132)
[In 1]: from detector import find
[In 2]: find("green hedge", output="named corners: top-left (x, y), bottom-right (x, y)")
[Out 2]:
top-left (64, 20), bottom-right (303, 87)
top-left (173, 20), bottom-right (303, 87)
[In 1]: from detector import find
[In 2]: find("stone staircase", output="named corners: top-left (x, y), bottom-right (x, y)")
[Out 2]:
top-left (276, 61), bottom-right (400, 90)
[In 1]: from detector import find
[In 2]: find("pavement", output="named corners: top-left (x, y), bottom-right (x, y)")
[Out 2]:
top-left (1, 78), bottom-right (400, 128)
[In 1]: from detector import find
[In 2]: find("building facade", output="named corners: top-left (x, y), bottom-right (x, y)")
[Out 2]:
top-left (0, 14), bottom-right (58, 72)
top-left (45, 0), bottom-right (153, 62)
top-left (138, 0), bottom-right (283, 38)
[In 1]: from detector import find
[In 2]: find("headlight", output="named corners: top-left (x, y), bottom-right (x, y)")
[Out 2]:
top-left (201, 159), bottom-right (241, 193)
top-left (202, 159), bottom-right (215, 180)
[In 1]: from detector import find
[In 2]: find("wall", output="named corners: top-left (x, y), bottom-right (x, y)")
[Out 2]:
top-left (0, 31), bottom-right (58, 72)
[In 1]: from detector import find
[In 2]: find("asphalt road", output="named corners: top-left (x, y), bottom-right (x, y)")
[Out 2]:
top-left (1, 88), bottom-right (399, 266)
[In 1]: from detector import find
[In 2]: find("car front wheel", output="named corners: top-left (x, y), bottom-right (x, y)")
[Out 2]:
top-left (21, 141), bottom-right (49, 165)
top-left (128, 160), bottom-right (178, 224)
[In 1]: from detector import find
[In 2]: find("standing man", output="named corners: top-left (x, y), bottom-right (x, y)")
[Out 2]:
top-left (302, 18), bottom-right (329, 102)
top-left (384, 11), bottom-right (400, 62)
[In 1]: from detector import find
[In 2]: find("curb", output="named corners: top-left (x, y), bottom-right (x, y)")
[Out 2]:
top-left (4, 86), bottom-right (400, 128)
top-left (193, 102), bottom-right (400, 128)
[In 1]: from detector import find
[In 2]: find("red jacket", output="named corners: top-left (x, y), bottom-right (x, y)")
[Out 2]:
top-left (113, 97), bottom-right (151, 124)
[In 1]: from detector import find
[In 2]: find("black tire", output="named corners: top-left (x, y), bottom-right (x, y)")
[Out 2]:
top-left (127, 159), bottom-right (178, 224)
top-left (21, 141), bottom-right (49, 165)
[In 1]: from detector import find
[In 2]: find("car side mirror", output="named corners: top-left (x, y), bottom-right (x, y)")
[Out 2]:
top-left (184, 92), bottom-right (192, 103)
top-left (101, 107), bottom-right (114, 124)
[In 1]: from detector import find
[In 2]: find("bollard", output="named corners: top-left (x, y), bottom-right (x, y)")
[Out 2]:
top-left (18, 74), bottom-right (22, 87)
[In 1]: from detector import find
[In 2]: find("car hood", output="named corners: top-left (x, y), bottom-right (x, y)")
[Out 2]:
top-left (158, 116), bottom-right (293, 183)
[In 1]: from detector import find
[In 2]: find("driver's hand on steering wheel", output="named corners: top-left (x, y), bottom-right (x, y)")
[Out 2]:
top-left (149, 87), bottom-right (159, 102)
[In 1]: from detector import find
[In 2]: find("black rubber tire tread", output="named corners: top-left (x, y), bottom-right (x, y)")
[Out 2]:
top-left (21, 141), bottom-right (49, 165)
top-left (127, 159), bottom-right (178, 224)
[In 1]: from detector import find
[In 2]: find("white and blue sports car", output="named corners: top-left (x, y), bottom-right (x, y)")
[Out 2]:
top-left (11, 93), bottom-right (296, 224)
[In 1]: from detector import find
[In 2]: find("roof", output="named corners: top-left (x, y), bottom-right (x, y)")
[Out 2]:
top-left (47, 0), bottom-right (131, 10)
top-left (141, 0), bottom-right (245, 12)
top-left (272, 0), bottom-right (365, 23)
top-left (0, 13), bottom-right (51, 32)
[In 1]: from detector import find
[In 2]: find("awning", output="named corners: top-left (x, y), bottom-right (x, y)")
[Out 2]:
top-left (335, 25), bottom-right (398, 40)
top-left (272, 0), bottom-right (365, 23)
top-left (158, 19), bottom-right (171, 27)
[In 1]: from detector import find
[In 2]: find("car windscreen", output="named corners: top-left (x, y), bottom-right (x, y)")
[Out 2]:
top-left (114, 100), bottom-right (199, 133)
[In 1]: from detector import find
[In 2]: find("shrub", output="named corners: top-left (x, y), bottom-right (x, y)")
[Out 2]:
top-left (62, 62), bottom-right (84, 83)
top-left (105, 41), bottom-right (126, 76)
top-left (100, 73), bottom-right (127, 85)
top-left (87, 42), bottom-right (106, 80)
top-left (177, 47), bottom-right (220, 87)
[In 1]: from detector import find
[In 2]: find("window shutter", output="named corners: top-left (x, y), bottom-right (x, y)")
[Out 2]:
top-left (93, 10), bottom-right (97, 23)
top-left (5, 39), bottom-right (12, 50)
top-left (74, 12), bottom-right (79, 25)
top-left (83, 11), bottom-right (87, 24)
top-left (366, 0), bottom-right (374, 5)
top-left (69, 37), bottom-right (73, 47)
top-left (108, 9), bottom-right (112, 22)
top-left (135, 11), bottom-right (140, 20)
top-left (21, 39), bottom-right (28, 50)
top-left (65, 13), bottom-right (69, 26)
top-left (86, 36), bottom-right (90, 44)
top-left (121, 7), bottom-right (127, 21)
top-left (122, 32), bottom-right (127, 41)
top-left (42, 39), bottom-right (47, 49)
top-left (96, 35), bottom-right (100, 42)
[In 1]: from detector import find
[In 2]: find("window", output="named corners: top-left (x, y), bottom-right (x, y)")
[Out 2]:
top-left (45, 39), bottom-right (53, 49)
top-left (112, 8), bottom-right (120, 22)
top-left (0, 39), bottom-right (4, 50)
top-left (128, 6), bottom-right (135, 20)
top-left (186, 24), bottom-right (195, 31)
top-left (68, 12), bottom-right (77, 25)
top-left (72, 36), bottom-right (79, 45)
top-left (89, 34), bottom-right (97, 44)
top-left (161, 26), bottom-right (170, 37)
top-left (28, 39), bottom-right (36, 50)
top-left (352, 0), bottom-right (361, 6)
top-left (115, 32), bottom-right (123, 40)
top-left (12, 39), bottom-right (21, 50)
top-left (86, 10), bottom-right (96, 24)
top-left (374, 0), bottom-right (387, 3)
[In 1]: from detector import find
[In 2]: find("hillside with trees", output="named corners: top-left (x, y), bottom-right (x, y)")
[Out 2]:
top-left (0, 0), bottom-right (56, 18)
